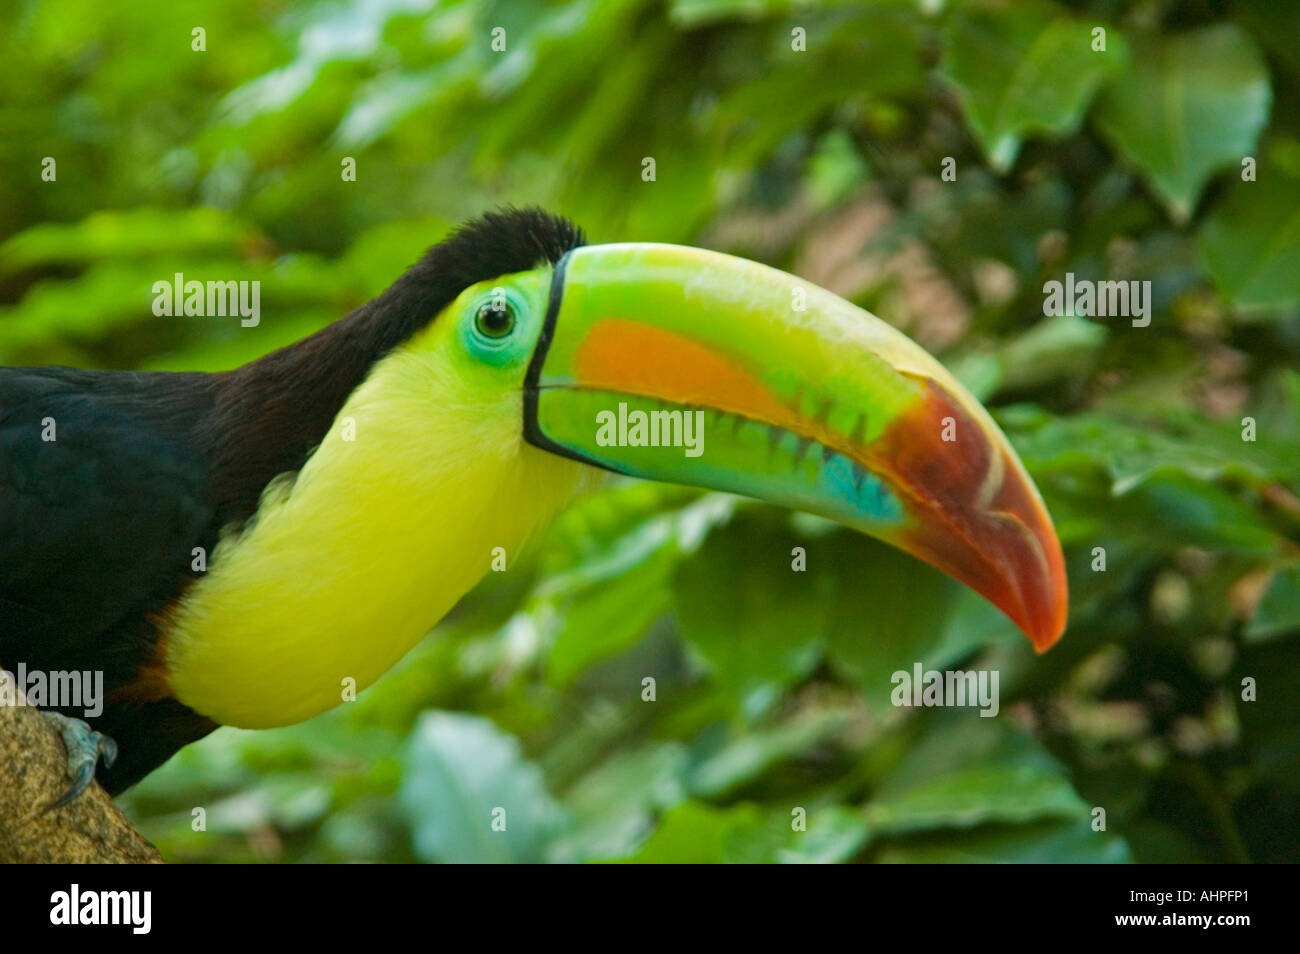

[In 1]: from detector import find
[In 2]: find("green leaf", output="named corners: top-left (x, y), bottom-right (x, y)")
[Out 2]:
top-left (875, 818), bottom-right (1131, 863)
top-left (1246, 564), bottom-right (1300, 643)
top-left (724, 804), bottom-right (870, 864)
top-left (862, 717), bottom-right (1130, 861)
top-left (807, 128), bottom-right (870, 210)
top-left (688, 709), bottom-right (852, 798)
top-left (673, 513), bottom-right (828, 716)
top-left (821, 533), bottom-right (1006, 713)
top-left (940, 2), bottom-right (1126, 172)
top-left (994, 314), bottom-right (1109, 393)
top-left (1094, 24), bottom-right (1271, 222)
top-left (0, 251), bottom-right (350, 360)
top-left (668, 0), bottom-right (798, 28)
top-left (540, 488), bottom-right (732, 685)
top-left (865, 762), bottom-right (1085, 833)
top-left (0, 208), bottom-right (261, 274)
top-left (1000, 401), bottom-right (1290, 567)
top-left (1116, 474), bottom-right (1280, 557)
top-left (610, 800), bottom-right (762, 863)
top-left (1002, 404), bottom-right (1299, 492)
top-left (1199, 163), bottom-right (1300, 311)
top-left (549, 743), bottom-right (689, 863)
top-left (398, 712), bottom-right (562, 864)
top-left (775, 805), bottom-right (870, 864)
top-left (544, 544), bottom-right (676, 686)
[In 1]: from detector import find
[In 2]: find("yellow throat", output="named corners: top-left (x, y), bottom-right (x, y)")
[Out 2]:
top-left (164, 327), bottom-right (587, 728)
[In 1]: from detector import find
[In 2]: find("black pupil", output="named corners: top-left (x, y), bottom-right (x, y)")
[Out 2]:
top-left (477, 301), bottom-right (514, 337)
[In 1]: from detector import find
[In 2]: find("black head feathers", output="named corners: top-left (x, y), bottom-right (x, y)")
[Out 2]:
top-left (371, 207), bottom-right (586, 351)
top-left (424, 207), bottom-right (587, 283)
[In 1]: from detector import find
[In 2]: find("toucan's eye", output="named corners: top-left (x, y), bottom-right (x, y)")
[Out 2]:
top-left (474, 299), bottom-right (516, 339)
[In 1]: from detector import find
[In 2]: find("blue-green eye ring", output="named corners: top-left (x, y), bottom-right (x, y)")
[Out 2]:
top-left (460, 283), bottom-right (537, 365)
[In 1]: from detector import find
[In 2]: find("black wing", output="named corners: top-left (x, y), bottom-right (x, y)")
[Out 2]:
top-left (0, 367), bottom-right (213, 682)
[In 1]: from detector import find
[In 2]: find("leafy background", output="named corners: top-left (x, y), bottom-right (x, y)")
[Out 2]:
top-left (3, 0), bottom-right (1298, 863)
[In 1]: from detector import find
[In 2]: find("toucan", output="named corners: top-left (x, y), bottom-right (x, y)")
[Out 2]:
top-left (0, 208), bottom-right (1067, 802)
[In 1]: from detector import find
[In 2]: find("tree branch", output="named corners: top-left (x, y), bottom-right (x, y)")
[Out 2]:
top-left (0, 667), bottom-right (163, 863)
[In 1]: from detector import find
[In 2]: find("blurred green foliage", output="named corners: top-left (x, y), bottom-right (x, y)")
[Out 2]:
top-left (4, 0), bottom-right (1299, 862)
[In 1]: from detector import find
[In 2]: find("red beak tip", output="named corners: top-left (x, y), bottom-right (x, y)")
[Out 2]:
top-left (1032, 629), bottom-right (1064, 653)
top-left (1025, 599), bottom-right (1068, 653)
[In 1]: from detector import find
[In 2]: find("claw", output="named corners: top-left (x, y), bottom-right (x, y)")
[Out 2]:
top-left (39, 711), bottom-right (118, 810)
top-left (49, 760), bottom-right (97, 810)
top-left (100, 734), bottom-right (118, 770)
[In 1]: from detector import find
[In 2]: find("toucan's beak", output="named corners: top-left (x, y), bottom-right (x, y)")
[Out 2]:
top-left (524, 243), bottom-right (1068, 650)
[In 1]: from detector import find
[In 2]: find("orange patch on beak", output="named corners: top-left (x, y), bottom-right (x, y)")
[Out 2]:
top-left (572, 319), bottom-right (797, 428)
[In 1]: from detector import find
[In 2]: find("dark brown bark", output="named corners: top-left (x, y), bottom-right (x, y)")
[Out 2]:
top-left (0, 668), bottom-right (162, 863)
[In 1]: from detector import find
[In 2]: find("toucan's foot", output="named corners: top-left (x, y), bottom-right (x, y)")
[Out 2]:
top-left (39, 711), bottom-right (118, 810)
